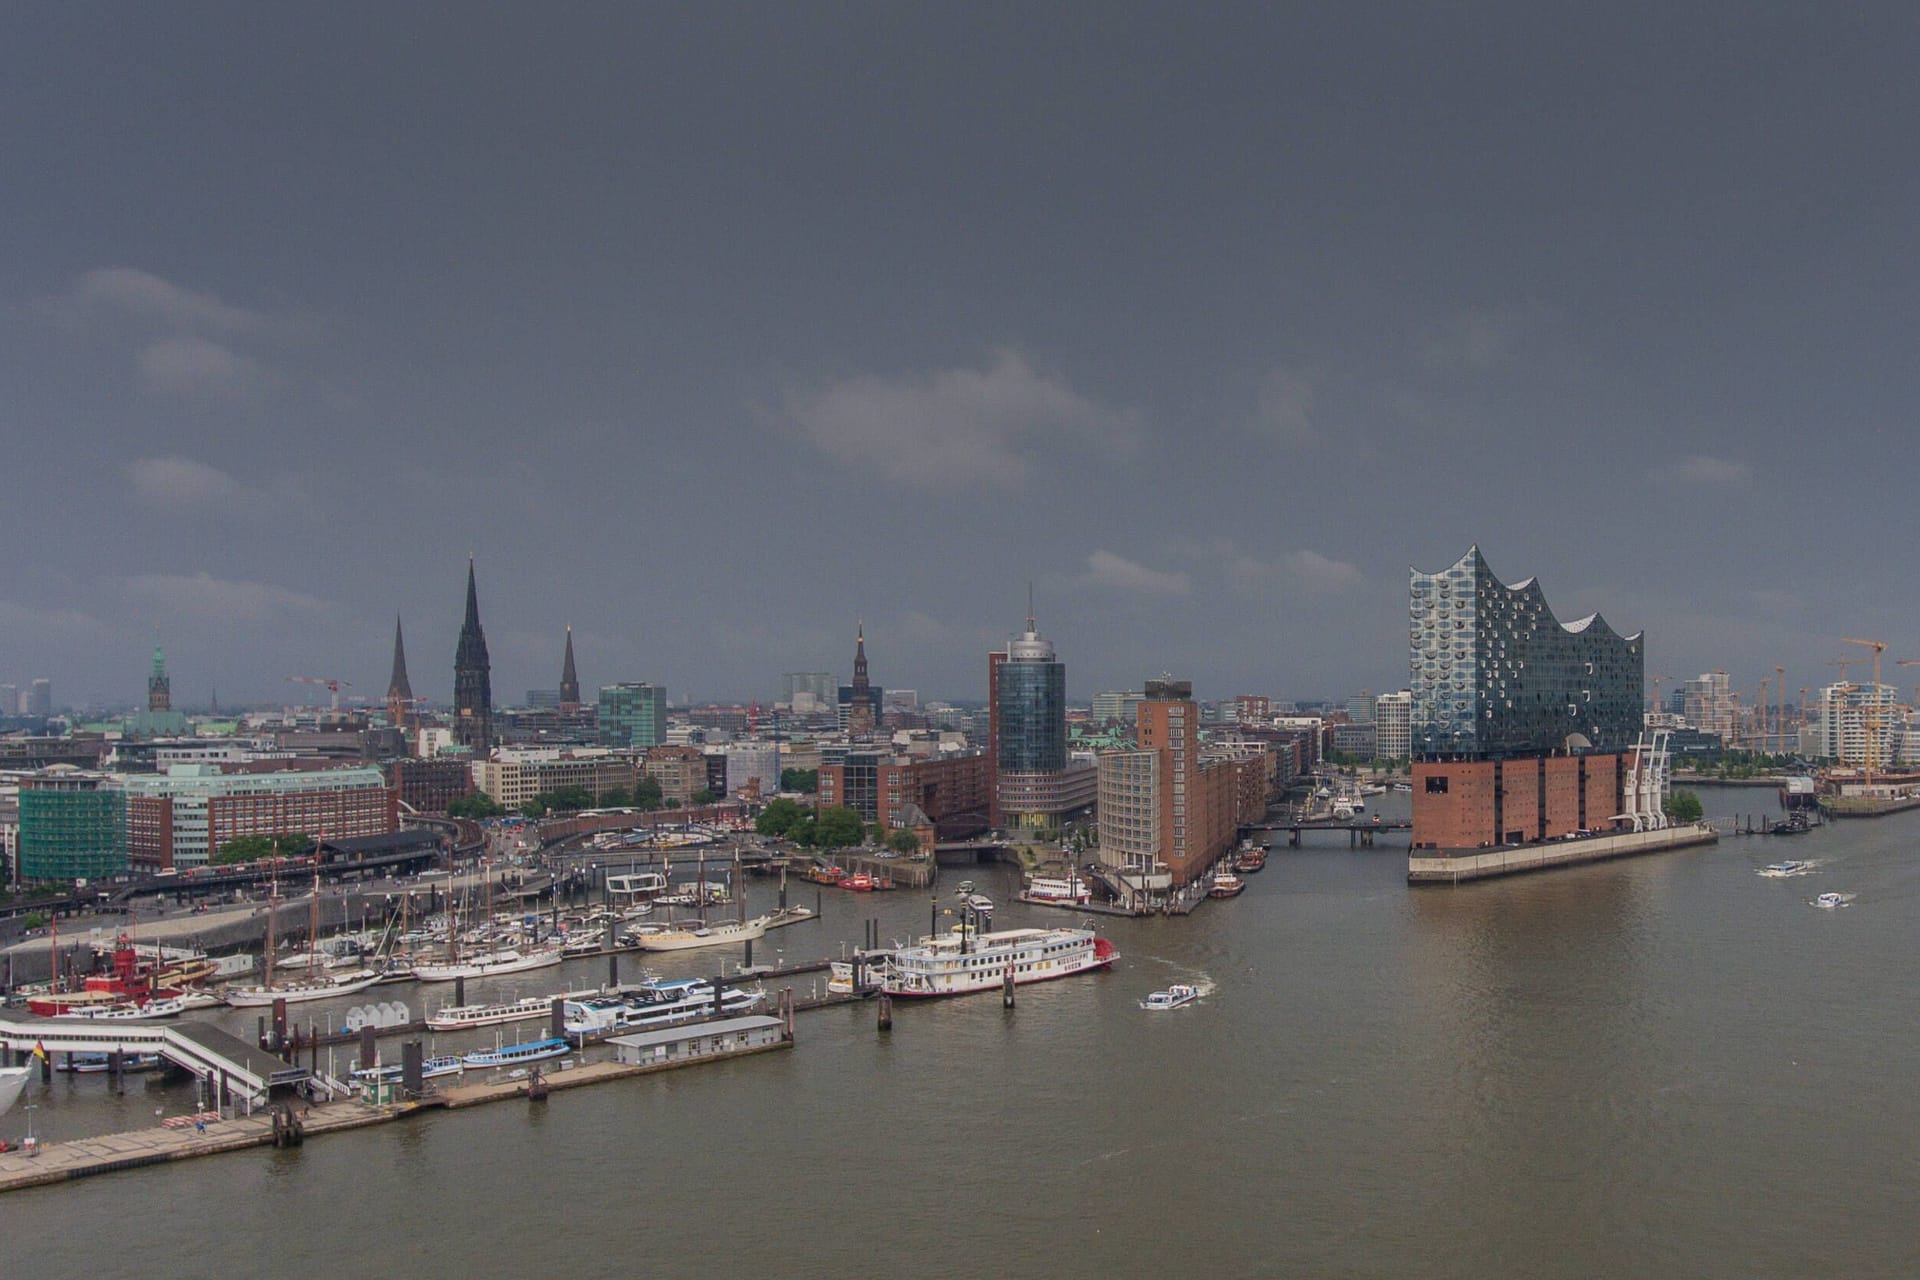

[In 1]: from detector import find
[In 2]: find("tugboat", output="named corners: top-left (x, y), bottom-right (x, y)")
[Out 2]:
top-left (1232, 844), bottom-right (1267, 873)
top-left (1209, 870), bottom-right (1246, 899)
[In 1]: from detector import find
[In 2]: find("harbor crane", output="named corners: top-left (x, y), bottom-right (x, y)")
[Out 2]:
top-left (287, 674), bottom-right (351, 711)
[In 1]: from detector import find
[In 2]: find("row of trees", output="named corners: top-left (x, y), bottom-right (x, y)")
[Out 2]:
top-left (448, 776), bottom-right (727, 822)
top-left (212, 832), bottom-right (313, 865)
top-left (754, 798), bottom-right (919, 853)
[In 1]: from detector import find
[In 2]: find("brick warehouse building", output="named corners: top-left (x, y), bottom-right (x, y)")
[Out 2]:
top-left (1410, 547), bottom-right (1643, 852)
top-left (818, 749), bottom-right (991, 840)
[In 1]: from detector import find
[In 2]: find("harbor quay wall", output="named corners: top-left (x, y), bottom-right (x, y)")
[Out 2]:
top-left (1408, 824), bottom-right (1718, 885)
top-left (0, 1035), bottom-right (795, 1195)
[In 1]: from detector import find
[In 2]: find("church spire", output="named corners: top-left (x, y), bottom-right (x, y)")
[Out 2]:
top-left (453, 559), bottom-right (493, 752)
top-left (559, 624), bottom-right (580, 708)
top-left (847, 619), bottom-right (877, 736)
top-left (387, 615), bottom-right (413, 726)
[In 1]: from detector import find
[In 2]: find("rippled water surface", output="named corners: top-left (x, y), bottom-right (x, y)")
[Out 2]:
top-left (13, 787), bottom-right (1920, 1279)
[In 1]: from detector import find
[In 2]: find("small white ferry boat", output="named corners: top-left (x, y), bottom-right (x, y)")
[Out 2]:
top-left (563, 979), bottom-right (765, 1035)
top-left (1759, 861), bottom-right (1811, 878)
top-left (1140, 983), bottom-right (1200, 1011)
top-left (462, 1036), bottom-right (572, 1069)
top-left (881, 926), bottom-right (1116, 998)
top-left (428, 988), bottom-right (600, 1031)
top-left (1815, 892), bottom-right (1847, 909)
top-left (351, 1054), bottom-right (464, 1083)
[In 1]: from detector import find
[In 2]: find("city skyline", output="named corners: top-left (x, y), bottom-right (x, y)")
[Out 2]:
top-left (6, 8), bottom-right (1919, 704)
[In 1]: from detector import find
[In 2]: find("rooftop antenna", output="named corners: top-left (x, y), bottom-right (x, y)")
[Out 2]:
top-left (1027, 580), bottom-right (1036, 632)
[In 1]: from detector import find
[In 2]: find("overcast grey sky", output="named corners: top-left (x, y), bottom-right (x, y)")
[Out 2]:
top-left (4, 4), bottom-right (1917, 710)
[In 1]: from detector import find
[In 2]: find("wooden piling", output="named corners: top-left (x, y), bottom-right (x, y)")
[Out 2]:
top-left (877, 991), bottom-right (892, 1031)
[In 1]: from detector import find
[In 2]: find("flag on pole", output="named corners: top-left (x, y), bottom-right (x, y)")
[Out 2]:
top-left (31, 1041), bottom-right (48, 1062)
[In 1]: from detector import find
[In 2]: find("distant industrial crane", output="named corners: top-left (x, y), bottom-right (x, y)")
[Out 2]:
top-left (287, 674), bottom-right (352, 711)
top-left (1841, 638), bottom-right (1889, 781)
top-left (1775, 664), bottom-right (1786, 753)
top-left (1647, 671), bottom-right (1675, 715)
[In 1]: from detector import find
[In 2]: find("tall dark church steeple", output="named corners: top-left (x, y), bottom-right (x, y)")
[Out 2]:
top-left (847, 620), bottom-right (878, 736)
top-left (559, 625), bottom-right (580, 709)
top-left (386, 616), bottom-right (414, 727)
top-left (453, 560), bottom-right (493, 752)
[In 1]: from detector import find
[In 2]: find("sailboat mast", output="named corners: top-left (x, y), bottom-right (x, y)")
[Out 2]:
top-left (309, 865), bottom-right (321, 977)
top-left (264, 871), bottom-right (278, 988)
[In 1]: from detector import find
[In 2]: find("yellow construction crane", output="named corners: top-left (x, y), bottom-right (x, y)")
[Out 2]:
top-left (1842, 638), bottom-right (1889, 781)
top-left (1758, 676), bottom-right (1771, 752)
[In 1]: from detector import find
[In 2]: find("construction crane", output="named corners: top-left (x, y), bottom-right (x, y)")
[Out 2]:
top-left (1647, 671), bottom-right (1675, 715)
top-left (287, 674), bottom-right (352, 711)
top-left (1841, 638), bottom-right (1889, 781)
top-left (1775, 664), bottom-right (1786, 755)
top-left (1758, 676), bottom-right (1771, 752)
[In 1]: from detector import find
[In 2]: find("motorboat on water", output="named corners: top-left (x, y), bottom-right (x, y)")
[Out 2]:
top-left (1815, 892), bottom-right (1847, 909)
top-left (1758, 860), bottom-right (1811, 878)
top-left (1233, 844), bottom-right (1268, 873)
top-left (827, 951), bottom-right (893, 995)
top-left (462, 1037), bottom-right (572, 1069)
top-left (351, 1055), bottom-right (464, 1083)
top-left (1209, 870), bottom-right (1246, 899)
top-left (1139, 983), bottom-right (1200, 1011)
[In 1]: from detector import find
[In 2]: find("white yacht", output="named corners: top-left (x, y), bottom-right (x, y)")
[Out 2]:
top-left (633, 916), bottom-right (768, 952)
top-left (412, 946), bottom-right (565, 983)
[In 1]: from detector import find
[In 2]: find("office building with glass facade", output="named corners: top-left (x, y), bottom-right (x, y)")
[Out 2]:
top-left (598, 682), bottom-right (667, 748)
top-left (18, 768), bottom-right (127, 881)
top-left (989, 614), bottom-right (1095, 829)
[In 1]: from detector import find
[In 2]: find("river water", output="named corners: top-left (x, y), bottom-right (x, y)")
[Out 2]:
top-left (10, 785), bottom-right (1920, 1278)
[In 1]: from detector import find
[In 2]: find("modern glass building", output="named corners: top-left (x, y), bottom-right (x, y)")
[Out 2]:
top-left (18, 768), bottom-right (127, 881)
top-left (996, 629), bottom-right (1067, 774)
top-left (1410, 546), bottom-right (1642, 759)
top-left (598, 682), bottom-right (667, 748)
top-left (989, 613), bottom-right (1096, 828)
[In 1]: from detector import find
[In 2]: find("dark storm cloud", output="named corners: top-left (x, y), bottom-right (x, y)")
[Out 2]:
top-left (3, 4), bottom-right (1917, 710)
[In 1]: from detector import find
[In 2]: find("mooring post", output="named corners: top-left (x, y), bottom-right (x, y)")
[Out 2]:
top-left (779, 866), bottom-right (788, 910)
top-left (109, 1048), bottom-right (124, 1095)
top-left (1003, 966), bottom-right (1016, 1008)
top-left (359, 1024), bottom-right (378, 1072)
top-left (878, 991), bottom-right (892, 1031)
top-left (743, 938), bottom-right (753, 968)
top-left (607, 950), bottom-right (619, 989)
top-left (454, 975), bottom-right (465, 1008)
top-left (550, 996), bottom-right (567, 1042)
